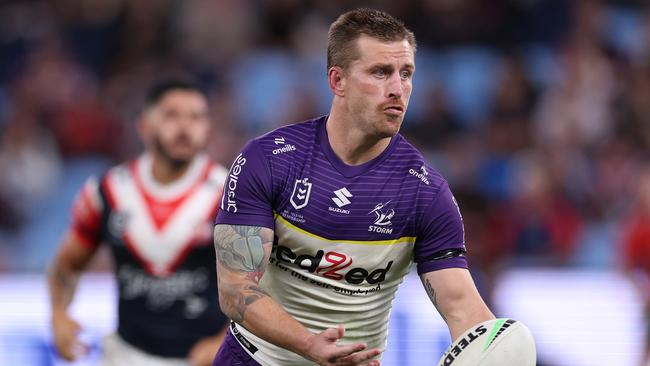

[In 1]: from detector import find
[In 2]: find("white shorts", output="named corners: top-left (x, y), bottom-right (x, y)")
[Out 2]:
top-left (101, 334), bottom-right (190, 366)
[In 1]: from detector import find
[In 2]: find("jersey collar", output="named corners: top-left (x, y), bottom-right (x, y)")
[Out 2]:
top-left (317, 115), bottom-right (401, 178)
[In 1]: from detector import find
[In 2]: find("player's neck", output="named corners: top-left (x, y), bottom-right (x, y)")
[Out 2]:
top-left (325, 111), bottom-right (391, 166)
top-left (150, 154), bottom-right (192, 185)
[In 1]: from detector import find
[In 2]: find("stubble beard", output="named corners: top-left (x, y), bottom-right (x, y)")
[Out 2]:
top-left (377, 110), bottom-right (404, 138)
top-left (152, 136), bottom-right (194, 170)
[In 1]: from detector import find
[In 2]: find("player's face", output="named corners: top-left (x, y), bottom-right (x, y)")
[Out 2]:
top-left (143, 90), bottom-right (210, 165)
top-left (343, 36), bottom-right (415, 138)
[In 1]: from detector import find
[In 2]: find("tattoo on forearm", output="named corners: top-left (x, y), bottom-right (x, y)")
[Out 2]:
top-left (424, 278), bottom-right (447, 323)
top-left (218, 280), bottom-right (270, 323)
top-left (214, 225), bottom-right (272, 322)
top-left (50, 266), bottom-right (78, 307)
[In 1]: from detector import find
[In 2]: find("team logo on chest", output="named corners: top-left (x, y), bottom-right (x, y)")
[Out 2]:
top-left (290, 178), bottom-right (312, 210)
top-left (368, 201), bottom-right (395, 234)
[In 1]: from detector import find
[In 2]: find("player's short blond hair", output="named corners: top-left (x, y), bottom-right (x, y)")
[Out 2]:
top-left (327, 8), bottom-right (417, 71)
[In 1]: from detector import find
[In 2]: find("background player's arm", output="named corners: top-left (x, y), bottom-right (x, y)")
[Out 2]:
top-left (214, 224), bottom-right (380, 366)
top-left (187, 326), bottom-right (228, 366)
top-left (47, 232), bottom-right (98, 360)
top-left (420, 268), bottom-right (494, 341)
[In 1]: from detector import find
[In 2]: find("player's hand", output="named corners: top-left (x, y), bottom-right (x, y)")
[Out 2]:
top-left (304, 325), bottom-right (382, 366)
top-left (188, 334), bottom-right (224, 366)
top-left (51, 311), bottom-right (87, 361)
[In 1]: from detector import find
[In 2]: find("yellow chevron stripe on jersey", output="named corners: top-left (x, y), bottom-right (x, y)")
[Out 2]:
top-left (274, 214), bottom-right (416, 246)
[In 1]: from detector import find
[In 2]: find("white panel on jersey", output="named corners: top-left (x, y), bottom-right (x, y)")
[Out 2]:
top-left (105, 156), bottom-right (225, 276)
top-left (234, 216), bottom-right (416, 366)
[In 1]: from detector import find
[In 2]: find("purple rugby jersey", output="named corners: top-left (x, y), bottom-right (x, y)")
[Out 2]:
top-left (216, 116), bottom-right (467, 365)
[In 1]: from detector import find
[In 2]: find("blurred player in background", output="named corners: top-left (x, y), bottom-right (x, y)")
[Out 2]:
top-left (47, 79), bottom-right (229, 366)
top-left (212, 8), bottom-right (494, 366)
top-left (622, 166), bottom-right (650, 366)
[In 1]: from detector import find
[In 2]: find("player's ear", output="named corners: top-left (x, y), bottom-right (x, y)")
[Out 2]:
top-left (136, 111), bottom-right (152, 145)
top-left (328, 66), bottom-right (346, 97)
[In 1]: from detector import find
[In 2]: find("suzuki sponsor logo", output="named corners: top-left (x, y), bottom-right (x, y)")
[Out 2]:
top-left (223, 153), bottom-right (246, 213)
top-left (368, 201), bottom-right (395, 234)
top-left (332, 187), bottom-right (353, 207)
top-left (409, 165), bottom-right (430, 185)
top-left (290, 178), bottom-right (312, 210)
top-left (328, 206), bottom-right (350, 214)
top-left (272, 136), bottom-right (297, 155)
top-left (274, 245), bottom-right (393, 285)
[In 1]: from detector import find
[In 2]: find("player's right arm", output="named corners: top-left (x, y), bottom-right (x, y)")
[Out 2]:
top-left (47, 232), bottom-right (98, 360)
top-left (214, 224), bottom-right (380, 366)
top-left (47, 177), bottom-right (103, 360)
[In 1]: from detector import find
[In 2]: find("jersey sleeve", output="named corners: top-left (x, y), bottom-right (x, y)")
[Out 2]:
top-left (215, 139), bottom-right (275, 229)
top-left (70, 177), bottom-right (104, 249)
top-left (414, 181), bottom-right (468, 274)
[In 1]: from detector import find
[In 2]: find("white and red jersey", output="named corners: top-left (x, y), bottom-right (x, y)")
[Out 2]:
top-left (70, 153), bottom-right (228, 358)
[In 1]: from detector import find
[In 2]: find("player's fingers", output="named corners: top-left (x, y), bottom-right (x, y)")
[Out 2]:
top-left (59, 352), bottom-right (76, 361)
top-left (321, 327), bottom-right (342, 342)
top-left (52, 317), bottom-right (85, 361)
top-left (328, 342), bottom-right (368, 361)
top-left (362, 357), bottom-right (381, 365)
top-left (54, 334), bottom-right (77, 360)
top-left (337, 324), bottom-right (345, 339)
top-left (70, 318), bottom-right (82, 331)
top-left (64, 318), bottom-right (81, 330)
top-left (337, 348), bottom-right (381, 365)
top-left (55, 342), bottom-right (77, 361)
top-left (72, 340), bottom-right (90, 359)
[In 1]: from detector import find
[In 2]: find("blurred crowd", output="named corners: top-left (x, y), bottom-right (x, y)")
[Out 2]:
top-left (0, 0), bottom-right (649, 280)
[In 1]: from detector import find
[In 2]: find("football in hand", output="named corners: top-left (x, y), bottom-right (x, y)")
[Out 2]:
top-left (436, 318), bottom-right (536, 366)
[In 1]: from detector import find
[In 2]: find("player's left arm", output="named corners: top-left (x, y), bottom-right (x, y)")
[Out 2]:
top-left (420, 268), bottom-right (494, 341)
top-left (414, 180), bottom-right (494, 341)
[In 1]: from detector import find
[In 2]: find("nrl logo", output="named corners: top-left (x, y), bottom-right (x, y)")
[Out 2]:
top-left (290, 178), bottom-right (312, 210)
